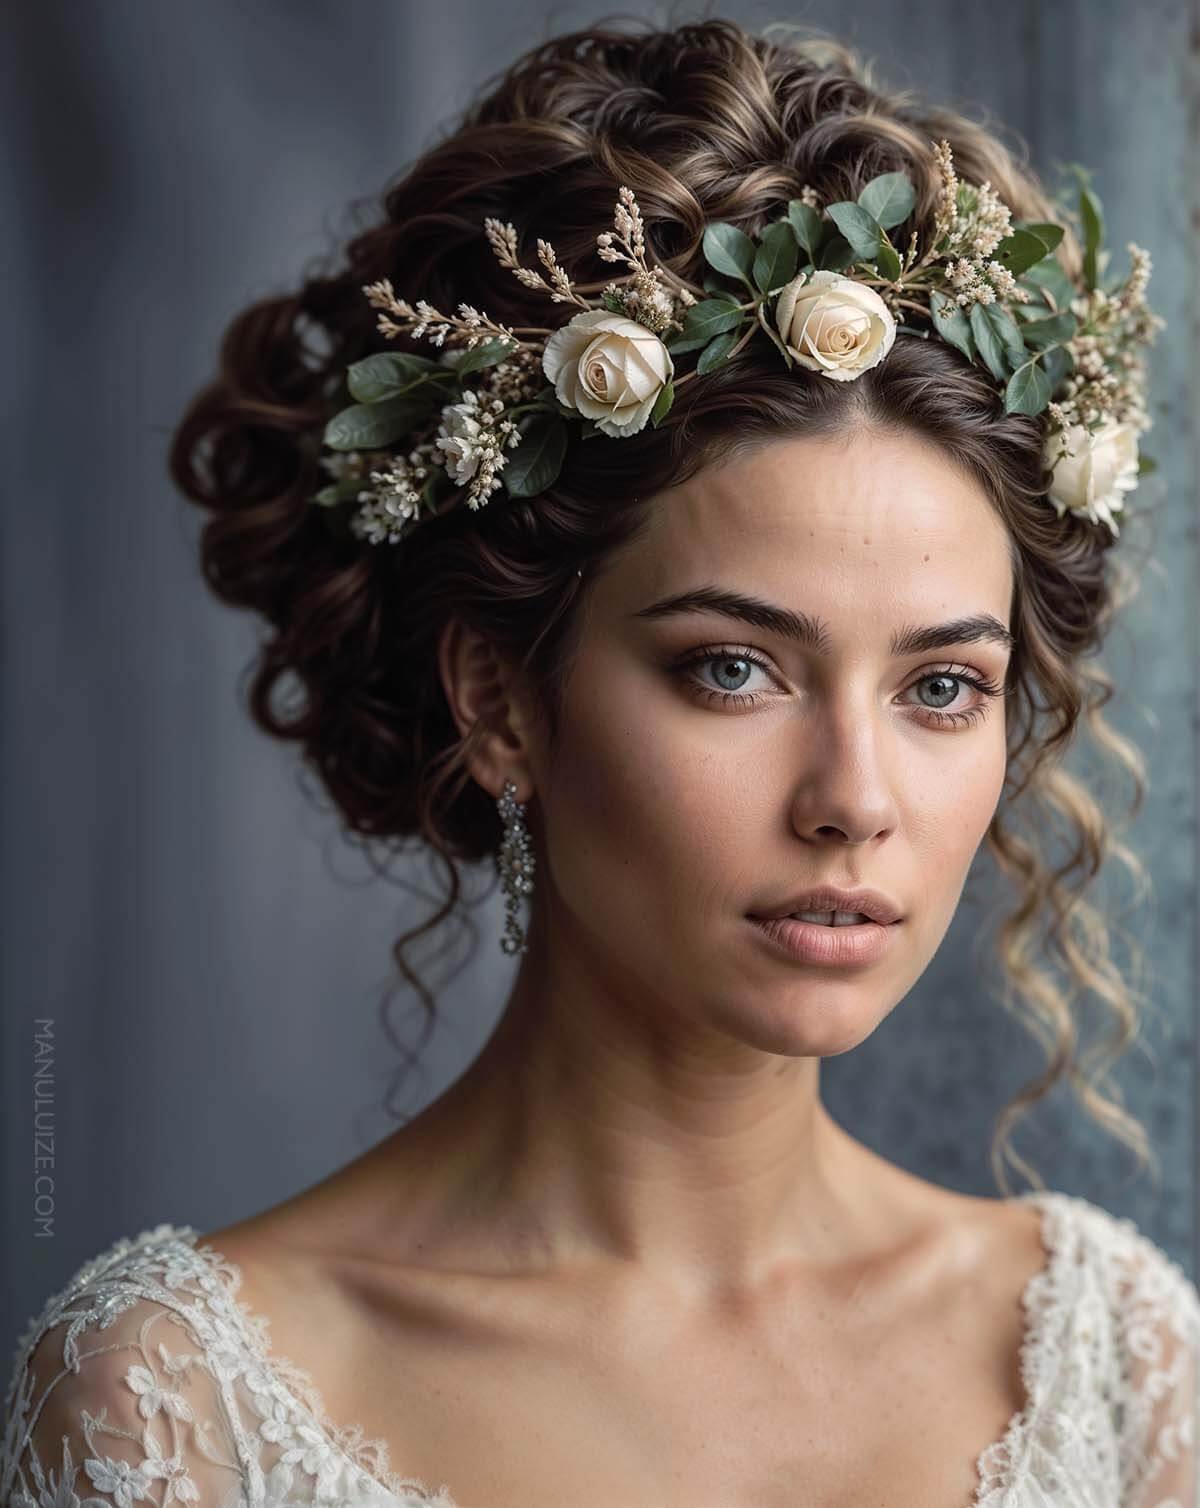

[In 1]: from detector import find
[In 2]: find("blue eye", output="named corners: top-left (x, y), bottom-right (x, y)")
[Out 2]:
top-left (690, 651), bottom-right (762, 702)
top-left (673, 646), bottom-right (1004, 727)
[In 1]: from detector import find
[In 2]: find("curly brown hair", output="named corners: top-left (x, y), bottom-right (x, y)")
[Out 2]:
top-left (168, 13), bottom-right (1160, 1197)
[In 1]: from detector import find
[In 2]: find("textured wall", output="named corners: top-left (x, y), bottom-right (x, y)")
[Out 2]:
top-left (3, 0), bottom-right (1196, 1367)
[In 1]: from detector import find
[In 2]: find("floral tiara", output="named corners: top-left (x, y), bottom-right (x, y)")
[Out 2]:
top-left (312, 137), bottom-right (1162, 546)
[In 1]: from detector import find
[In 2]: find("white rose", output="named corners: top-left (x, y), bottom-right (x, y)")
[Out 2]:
top-left (541, 310), bottom-right (673, 438)
top-left (1045, 420), bottom-right (1139, 536)
top-left (435, 400), bottom-right (484, 484)
top-left (773, 269), bottom-right (896, 381)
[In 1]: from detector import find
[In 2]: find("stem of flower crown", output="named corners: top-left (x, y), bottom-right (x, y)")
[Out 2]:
top-left (672, 317), bottom-right (760, 390)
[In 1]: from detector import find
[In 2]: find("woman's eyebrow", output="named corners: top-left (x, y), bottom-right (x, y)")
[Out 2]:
top-left (630, 586), bottom-right (1015, 656)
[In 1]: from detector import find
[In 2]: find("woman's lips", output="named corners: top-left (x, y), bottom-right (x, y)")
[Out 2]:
top-left (748, 913), bottom-right (901, 967)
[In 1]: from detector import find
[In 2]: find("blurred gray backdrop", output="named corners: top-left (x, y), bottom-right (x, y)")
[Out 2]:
top-left (3, 0), bottom-right (1197, 1365)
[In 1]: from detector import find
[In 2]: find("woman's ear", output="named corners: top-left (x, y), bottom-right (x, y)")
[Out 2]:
top-left (437, 613), bottom-right (541, 799)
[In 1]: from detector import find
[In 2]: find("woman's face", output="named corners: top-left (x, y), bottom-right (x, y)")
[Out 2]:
top-left (525, 427), bottom-right (1014, 1058)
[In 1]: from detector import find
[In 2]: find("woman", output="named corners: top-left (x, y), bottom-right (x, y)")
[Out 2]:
top-left (3, 16), bottom-right (1196, 1508)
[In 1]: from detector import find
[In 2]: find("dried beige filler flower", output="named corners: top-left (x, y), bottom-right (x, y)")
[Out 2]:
top-left (314, 140), bottom-right (1160, 545)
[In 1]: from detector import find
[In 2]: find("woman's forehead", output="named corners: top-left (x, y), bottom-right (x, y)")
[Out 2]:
top-left (601, 433), bottom-right (1014, 624)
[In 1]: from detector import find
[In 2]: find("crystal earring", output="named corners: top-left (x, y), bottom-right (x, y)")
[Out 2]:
top-left (495, 779), bottom-right (535, 955)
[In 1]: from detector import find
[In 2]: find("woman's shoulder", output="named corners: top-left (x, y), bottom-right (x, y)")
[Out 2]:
top-left (1, 1223), bottom-right (249, 1508)
top-left (0, 1221), bottom-right (414, 1508)
top-left (1033, 1187), bottom-right (1200, 1319)
top-left (1024, 1189), bottom-right (1199, 1504)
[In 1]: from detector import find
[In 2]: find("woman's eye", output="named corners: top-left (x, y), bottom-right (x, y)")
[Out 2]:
top-left (678, 649), bottom-right (776, 708)
top-left (675, 649), bottom-right (1003, 727)
top-left (902, 669), bottom-right (1003, 728)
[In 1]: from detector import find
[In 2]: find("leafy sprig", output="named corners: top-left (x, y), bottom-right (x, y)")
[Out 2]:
top-left (315, 139), bottom-right (1159, 534)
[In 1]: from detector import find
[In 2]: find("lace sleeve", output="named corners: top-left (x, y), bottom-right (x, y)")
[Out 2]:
top-left (1116, 1223), bottom-right (1200, 1508)
top-left (2, 1287), bottom-right (249, 1508)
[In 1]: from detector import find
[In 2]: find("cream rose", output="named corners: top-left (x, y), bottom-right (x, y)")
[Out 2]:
top-left (542, 310), bottom-right (673, 438)
top-left (1045, 420), bottom-right (1139, 536)
top-left (773, 269), bottom-right (896, 381)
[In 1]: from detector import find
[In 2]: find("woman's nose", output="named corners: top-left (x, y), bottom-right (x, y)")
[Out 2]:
top-left (787, 702), bottom-right (900, 844)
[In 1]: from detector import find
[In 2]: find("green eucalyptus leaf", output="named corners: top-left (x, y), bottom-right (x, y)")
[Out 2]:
top-left (502, 412), bottom-right (568, 497)
top-left (1015, 292), bottom-right (1054, 319)
top-left (1020, 257), bottom-right (1077, 315)
top-left (702, 223), bottom-right (757, 287)
top-left (664, 331), bottom-right (716, 356)
top-left (1079, 186), bottom-right (1104, 291)
top-left (873, 238), bottom-right (902, 281)
top-left (857, 171), bottom-right (916, 230)
top-left (1004, 358), bottom-right (1052, 416)
top-left (992, 228), bottom-right (1056, 279)
top-left (986, 302), bottom-right (1030, 370)
top-left (786, 200), bottom-right (824, 259)
top-left (649, 379), bottom-right (675, 428)
top-left (530, 387), bottom-right (579, 418)
top-left (1040, 344), bottom-right (1074, 393)
top-left (323, 394), bottom-right (430, 451)
top-left (1019, 221), bottom-right (1065, 255)
top-left (684, 298), bottom-right (746, 337)
top-left (696, 329), bottom-right (739, 374)
top-left (928, 289), bottom-right (977, 362)
top-left (825, 201), bottom-right (882, 261)
top-left (815, 234), bottom-right (857, 273)
top-left (752, 222), bottom-right (799, 294)
top-left (313, 476), bottom-right (367, 507)
top-left (455, 336), bottom-right (519, 378)
top-left (346, 352), bottom-right (448, 404)
top-left (1016, 312), bottom-right (1078, 349)
top-left (969, 303), bottom-right (1013, 381)
top-left (701, 271), bottom-right (741, 299)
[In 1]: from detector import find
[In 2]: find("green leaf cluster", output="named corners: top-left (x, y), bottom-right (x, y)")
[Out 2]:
top-left (670, 172), bottom-right (919, 375)
top-left (320, 164), bottom-right (1107, 516)
top-left (323, 340), bottom-right (520, 456)
top-left (678, 166), bottom-right (1084, 419)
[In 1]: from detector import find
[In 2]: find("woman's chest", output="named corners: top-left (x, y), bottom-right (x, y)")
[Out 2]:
top-left (287, 1255), bottom-right (1036, 1508)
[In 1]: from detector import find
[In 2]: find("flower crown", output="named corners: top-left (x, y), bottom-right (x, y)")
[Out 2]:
top-left (313, 137), bottom-right (1162, 546)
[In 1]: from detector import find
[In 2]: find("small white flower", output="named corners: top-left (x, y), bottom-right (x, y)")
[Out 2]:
top-left (773, 269), bottom-right (896, 381)
top-left (541, 309), bottom-right (673, 438)
top-left (279, 1421), bottom-right (341, 1498)
top-left (253, 1390), bottom-right (298, 1446)
top-left (435, 397), bottom-right (486, 483)
top-left (124, 1363), bottom-right (195, 1422)
top-left (138, 1430), bottom-right (201, 1504)
top-left (1045, 419), bottom-right (1139, 537)
top-left (83, 1452), bottom-right (153, 1508)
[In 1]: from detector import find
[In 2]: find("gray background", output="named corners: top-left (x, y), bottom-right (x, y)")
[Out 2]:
top-left (3, 0), bottom-right (1197, 1369)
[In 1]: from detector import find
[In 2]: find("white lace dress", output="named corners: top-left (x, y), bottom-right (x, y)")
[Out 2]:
top-left (2, 1190), bottom-right (1197, 1508)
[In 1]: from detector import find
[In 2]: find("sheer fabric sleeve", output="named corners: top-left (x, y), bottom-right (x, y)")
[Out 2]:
top-left (2, 1228), bottom-right (452, 1508)
top-left (2, 1285), bottom-right (250, 1508)
top-left (1114, 1219), bottom-right (1200, 1508)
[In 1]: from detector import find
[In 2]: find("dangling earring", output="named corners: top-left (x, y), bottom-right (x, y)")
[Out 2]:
top-left (496, 779), bottom-right (535, 955)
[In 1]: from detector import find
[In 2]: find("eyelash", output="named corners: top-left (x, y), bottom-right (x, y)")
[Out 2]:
top-left (674, 645), bottom-right (1006, 729)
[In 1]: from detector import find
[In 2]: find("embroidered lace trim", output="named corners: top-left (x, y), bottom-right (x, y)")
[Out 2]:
top-left (3, 1190), bottom-right (1196, 1508)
